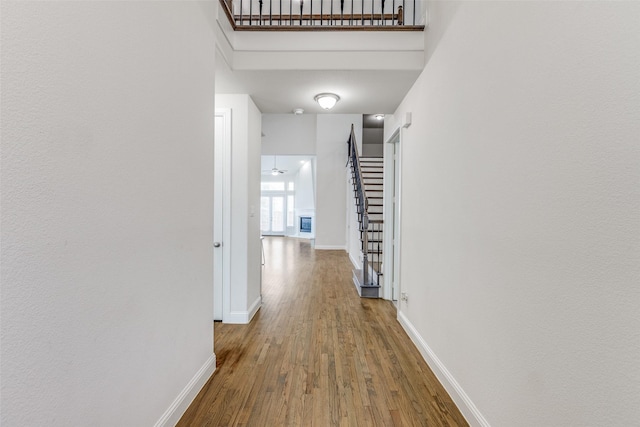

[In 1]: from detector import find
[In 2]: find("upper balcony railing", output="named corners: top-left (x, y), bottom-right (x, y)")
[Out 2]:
top-left (220, 0), bottom-right (425, 31)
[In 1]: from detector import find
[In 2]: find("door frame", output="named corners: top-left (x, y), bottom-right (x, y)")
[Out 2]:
top-left (383, 128), bottom-right (402, 302)
top-left (214, 108), bottom-right (232, 322)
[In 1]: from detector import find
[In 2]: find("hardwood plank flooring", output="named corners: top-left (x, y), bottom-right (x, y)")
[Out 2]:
top-left (178, 237), bottom-right (468, 427)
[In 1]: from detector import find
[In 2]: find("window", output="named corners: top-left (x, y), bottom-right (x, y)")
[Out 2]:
top-left (261, 182), bottom-right (285, 191)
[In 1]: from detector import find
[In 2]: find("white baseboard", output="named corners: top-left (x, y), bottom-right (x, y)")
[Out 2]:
top-left (397, 311), bottom-right (490, 427)
top-left (247, 295), bottom-right (262, 322)
top-left (349, 252), bottom-right (361, 270)
top-left (154, 353), bottom-right (216, 427)
top-left (226, 296), bottom-right (262, 324)
top-left (314, 245), bottom-right (346, 251)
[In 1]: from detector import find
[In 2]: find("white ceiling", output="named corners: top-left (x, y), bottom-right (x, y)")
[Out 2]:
top-left (261, 155), bottom-right (313, 176)
top-left (216, 59), bottom-right (421, 114)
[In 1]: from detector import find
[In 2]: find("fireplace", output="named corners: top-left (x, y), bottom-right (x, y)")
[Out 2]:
top-left (299, 216), bottom-right (312, 233)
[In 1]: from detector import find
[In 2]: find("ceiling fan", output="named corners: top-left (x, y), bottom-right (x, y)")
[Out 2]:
top-left (262, 156), bottom-right (288, 176)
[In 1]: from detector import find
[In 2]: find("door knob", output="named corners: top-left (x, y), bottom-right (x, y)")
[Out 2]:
top-left (214, 242), bottom-right (221, 248)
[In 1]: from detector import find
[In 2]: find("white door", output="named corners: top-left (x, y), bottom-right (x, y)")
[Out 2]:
top-left (392, 141), bottom-right (401, 302)
top-left (383, 131), bottom-right (401, 302)
top-left (214, 109), bottom-right (232, 321)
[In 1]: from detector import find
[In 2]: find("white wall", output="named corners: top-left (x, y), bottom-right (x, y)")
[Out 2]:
top-left (315, 115), bottom-right (363, 249)
top-left (389, 2), bottom-right (640, 426)
top-left (296, 160), bottom-right (316, 212)
top-left (216, 94), bottom-right (262, 323)
top-left (261, 114), bottom-right (317, 155)
top-left (1, 2), bottom-right (217, 426)
top-left (347, 173), bottom-right (363, 270)
top-left (362, 142), bottom-right (384, 157)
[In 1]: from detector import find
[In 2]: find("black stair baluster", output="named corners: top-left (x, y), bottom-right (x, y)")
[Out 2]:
top-left (402, 0), bottom-right (405, 25)
top-left (392, 0), bottom-right (395, 24)
top-left (370, 0), bottom-right (373, 25)
top-left (299, 0), bottom-right (303, 25)
top-left (259, 0), bottom-right (263, 24)
top-left (331, 0), bottom-right (334, 25)
top-left (350, 0), bottom-right (353, 25)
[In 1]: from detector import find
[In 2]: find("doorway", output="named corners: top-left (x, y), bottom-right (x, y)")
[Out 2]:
top-left (383, 130), bottom-right (401, 302)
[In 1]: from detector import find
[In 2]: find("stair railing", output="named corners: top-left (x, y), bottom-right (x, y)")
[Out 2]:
top-left (347, 124), bottom-right (371, 286)
top-left (219, 0), bottom-right (424, 30)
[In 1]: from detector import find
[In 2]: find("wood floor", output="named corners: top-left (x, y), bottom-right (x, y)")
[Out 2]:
top-left (178, 237), bottom-right (468, 427)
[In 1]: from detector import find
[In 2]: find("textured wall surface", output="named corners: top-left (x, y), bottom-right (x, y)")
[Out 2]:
top-left (390, 1), bottom-right (640, 426)
top-left (1, 2), bottom-right (216, 425)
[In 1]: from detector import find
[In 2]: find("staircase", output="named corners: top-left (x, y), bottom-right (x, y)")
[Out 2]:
top-left (347, 126), bottom-right (384, 298)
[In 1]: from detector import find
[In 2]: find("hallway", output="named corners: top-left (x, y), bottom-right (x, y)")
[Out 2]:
top-left (178, 237), bottom-right (467, 426)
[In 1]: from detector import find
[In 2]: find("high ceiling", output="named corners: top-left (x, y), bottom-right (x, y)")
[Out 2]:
top-left (215, 59), bottom-right (421, 114)
top-left (261, 155), bottom-right (313, 176)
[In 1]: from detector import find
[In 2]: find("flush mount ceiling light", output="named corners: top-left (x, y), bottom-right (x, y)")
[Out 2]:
top-left (375, 114), bottom-right (385, 120)
top-left (314, 93), bottom-right (340, 110)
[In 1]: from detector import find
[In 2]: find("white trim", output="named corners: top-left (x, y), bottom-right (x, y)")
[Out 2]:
top-left (382, 128), bottom-right (400, 301)
top-left (226, 311), bottom-right (250, 324)
top-left (314, 245), bottom-right (347, 250)
top-left (226, 295), bottom-right (262, 324)
top-left (153, 353), bottom-right (216, 427)
top-left (397, 311), bottom-right (490, 427)
top-left (247, 295), bottom-right (262, 322)
top-left (214, 108), bottom-right (233, 324)
top-left (394, 128), bottom-right (404, 305)
top-left (349, 252), bottom-right (361, 270)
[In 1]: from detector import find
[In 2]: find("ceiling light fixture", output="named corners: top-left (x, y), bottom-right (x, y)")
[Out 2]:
top-left (375, 114), bottom-right (384, 120)
top-left (314, 93), bottom-right (340, 110)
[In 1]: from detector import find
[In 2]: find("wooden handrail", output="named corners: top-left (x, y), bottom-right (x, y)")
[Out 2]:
top-left (233, 25), bottom-right (424, 31)
top-left (220, 0), bottom-right (238, 29)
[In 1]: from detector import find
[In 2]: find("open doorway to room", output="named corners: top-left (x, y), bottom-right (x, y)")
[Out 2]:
top-left (260, 156), bottom-right (316, 240)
